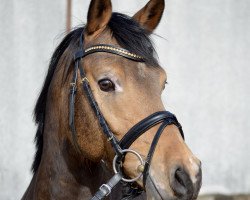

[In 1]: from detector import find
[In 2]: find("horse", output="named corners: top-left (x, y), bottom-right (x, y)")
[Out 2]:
top-left (22, 0), bottom-right (202, 199)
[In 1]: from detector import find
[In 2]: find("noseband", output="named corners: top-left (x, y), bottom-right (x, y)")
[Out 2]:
top-left (69, 33), bottom-right (184, 200)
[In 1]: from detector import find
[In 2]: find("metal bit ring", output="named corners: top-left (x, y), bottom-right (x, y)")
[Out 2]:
top-left (112, 149), bottom-right (144, 183)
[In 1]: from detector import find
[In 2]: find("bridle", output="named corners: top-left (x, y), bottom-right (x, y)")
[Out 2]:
top-left (69, 33), bottom-right (184, 200)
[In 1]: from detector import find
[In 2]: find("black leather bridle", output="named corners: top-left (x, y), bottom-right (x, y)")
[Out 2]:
top-left (69, 33), bottom-right (184, 200)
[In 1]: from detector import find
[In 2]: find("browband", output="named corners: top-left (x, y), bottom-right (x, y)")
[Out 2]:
top-left (84, 44), bottom-right (144, 62)
top-left (74, 44), bottom-right (144, 62)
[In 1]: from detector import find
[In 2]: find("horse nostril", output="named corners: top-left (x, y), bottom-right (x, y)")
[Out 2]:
top-left (170, 167), bottom-right (194, 198)
top-left (175, 168), bottom-right (185, 187)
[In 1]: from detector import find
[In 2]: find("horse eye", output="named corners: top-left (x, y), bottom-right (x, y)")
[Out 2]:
top-left (98, 79), bottom-right (115, 92)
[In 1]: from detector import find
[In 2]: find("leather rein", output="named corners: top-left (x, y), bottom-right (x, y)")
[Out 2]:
top-left (69, 33), bottom-right (184, 200)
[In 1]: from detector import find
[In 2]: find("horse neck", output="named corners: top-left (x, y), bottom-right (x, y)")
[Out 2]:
top-left (22, 102), bottom-right (110, 200)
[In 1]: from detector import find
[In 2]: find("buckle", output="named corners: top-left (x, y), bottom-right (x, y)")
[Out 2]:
top-left (69, 82), bottom-right (77, 94)
top-left (99, 184), bottom-right (111, 196)
top-left (81, 77), bottom-right (89, 83)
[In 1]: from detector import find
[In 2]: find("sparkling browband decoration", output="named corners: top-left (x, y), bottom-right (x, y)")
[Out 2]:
top-left (85, 45), bottom-right (144, 59)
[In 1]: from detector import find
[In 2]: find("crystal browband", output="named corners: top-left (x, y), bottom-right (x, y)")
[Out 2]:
top-left (84, 44), bottom-right (144, 62)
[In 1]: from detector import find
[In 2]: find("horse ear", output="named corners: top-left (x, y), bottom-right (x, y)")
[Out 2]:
top-left (85, 0), bottom-right (112, 36)
top-left (133, 0), bottom-right (165, 33)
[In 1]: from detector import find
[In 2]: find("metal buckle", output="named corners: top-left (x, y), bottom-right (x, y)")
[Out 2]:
top-left (107, 134), bottom-right (114, 141)
top-left (81, 77), bottom-right (89, 83)
top-left (99, 184), bottom-right (111, 196)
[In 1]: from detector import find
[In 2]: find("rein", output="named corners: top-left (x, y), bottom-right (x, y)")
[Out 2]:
top-left (69, 33), bottom-right (184, 200)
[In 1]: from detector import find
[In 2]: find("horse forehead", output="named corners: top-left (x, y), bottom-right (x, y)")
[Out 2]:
top-left (131, 62), bottom-right (167, 81)
top-left (82, 46), bottom-right (165, 82)
top-left (137, 62), bottom-right (147, 78)
top-left (84, 28), bottom-right (117, 46)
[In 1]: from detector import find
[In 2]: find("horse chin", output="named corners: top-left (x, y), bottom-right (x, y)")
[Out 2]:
top-left (145, 175), bottom-right (175, 200)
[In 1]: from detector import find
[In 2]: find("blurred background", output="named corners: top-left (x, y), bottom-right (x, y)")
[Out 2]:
top-left (0, 0), bottom-right (250, 199)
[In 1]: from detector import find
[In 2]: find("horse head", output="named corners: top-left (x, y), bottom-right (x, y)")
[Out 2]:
top-left (23, 1), bottom-right (202, 200)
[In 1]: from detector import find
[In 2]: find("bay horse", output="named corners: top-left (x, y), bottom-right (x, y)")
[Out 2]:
top-left (22, 0), bottom-right (202, 199)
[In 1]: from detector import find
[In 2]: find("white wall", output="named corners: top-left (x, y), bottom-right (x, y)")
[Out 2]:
top-left (0, 0), bottom-right (249, 199)
top-left (0, 0), bottom-right (66, 199)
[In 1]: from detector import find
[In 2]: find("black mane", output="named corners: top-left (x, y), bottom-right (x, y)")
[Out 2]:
top-left (32, 12), bottom-right (159, 173)
top-left (109, 13), bottom-right (158, 66)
